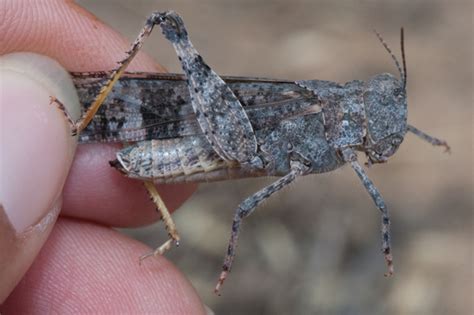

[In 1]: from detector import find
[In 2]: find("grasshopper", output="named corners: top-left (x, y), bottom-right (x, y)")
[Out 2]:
top-left (55, 11), bottom-right (450, 293)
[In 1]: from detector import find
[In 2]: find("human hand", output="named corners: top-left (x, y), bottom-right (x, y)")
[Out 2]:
top-left (1, 1), bottom-right (205, 313)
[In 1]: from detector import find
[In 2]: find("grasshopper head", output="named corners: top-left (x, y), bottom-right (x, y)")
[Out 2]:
top-left (364, 73), bottom-right (407, 164)
top-left (156, 11), bottom-right (188, 43)
top-left (363, 28), bottom-right (408, 164)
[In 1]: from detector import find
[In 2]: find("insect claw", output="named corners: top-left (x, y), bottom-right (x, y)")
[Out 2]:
top-left (70, 123), bottom-right (78, 136)
top-left (384, 253), bottom-right (394, 277)
top-left (49, 95), bottom-right (79, 136)
top-left (214, 271), bottom-right (228, 296)
top-left (441, 142), bottom-right (451, 154)
top-left (138, 252), bottom-right (153, 265)
top-left (138, 238), bottom-right (175, 265)
top-left (384, 269), bottom-right (394, 277)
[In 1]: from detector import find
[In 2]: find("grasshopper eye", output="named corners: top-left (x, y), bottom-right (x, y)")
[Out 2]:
top-left (393, 87), bottom-right (404, 97)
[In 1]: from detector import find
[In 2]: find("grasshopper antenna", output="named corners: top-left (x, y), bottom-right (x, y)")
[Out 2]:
top-left (396, 28), bottom-right (449, 152)
top-left (373, 28), bottom-right (406, 90)
top-left (400, 27), bottom-right (407, 90)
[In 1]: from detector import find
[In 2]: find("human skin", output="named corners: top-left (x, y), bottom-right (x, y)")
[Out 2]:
top-left (0, 1), bottom-right (205, 313)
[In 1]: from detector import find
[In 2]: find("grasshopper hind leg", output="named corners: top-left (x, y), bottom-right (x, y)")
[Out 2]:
top-left (51, 10), bottom-right (185, 264)
top-left (139, 181), bottom-right (180, 262)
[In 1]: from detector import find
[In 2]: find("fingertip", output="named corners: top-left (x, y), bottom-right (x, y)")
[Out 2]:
top-left (0, 52), bottom-right (80, 301)
top-left (3, 1), bottom-right (196, 228)
top-left (2, 0), bottom-right (165, 72)
top-left (1, 219), bottom-right (207, 314)
top-left (0, 53), bottom-right (79, 232)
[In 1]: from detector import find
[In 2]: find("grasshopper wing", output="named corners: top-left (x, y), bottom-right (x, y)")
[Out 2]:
top-left (180, 55), bottom-right (258, 163)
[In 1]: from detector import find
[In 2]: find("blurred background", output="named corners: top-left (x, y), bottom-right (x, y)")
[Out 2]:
top-left (77, 1), bottom-right (472, 314)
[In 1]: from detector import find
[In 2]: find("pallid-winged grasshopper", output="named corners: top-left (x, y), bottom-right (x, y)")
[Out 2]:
top-left (54, 11), bottom-right (450, 293)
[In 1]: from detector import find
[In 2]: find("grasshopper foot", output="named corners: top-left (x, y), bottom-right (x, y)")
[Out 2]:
top-left (214, 270), bottom-right (229, 296)
top-left (384, 252), bottom-right (394, 277)
top-left (440, 141), bottom-right (451, 154)
top-left (49, 96), bottom-right (78, 136)
top-left (139, 181), bottom-right (181, 264)
top-left (138, 238), bottom-right (179, 265)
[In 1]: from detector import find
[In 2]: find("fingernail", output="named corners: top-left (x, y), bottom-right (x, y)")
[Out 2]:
top-left (0, 53), bottom-right (80, 233)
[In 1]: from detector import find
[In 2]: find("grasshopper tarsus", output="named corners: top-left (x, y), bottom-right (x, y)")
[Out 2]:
top-left (440, 141), bottom-right (451, 154)
top-left (214, 270), bottom-right (229, 296)
top-left (384, 253), bottom-right (395, 277)
top-left (142, 180), bottom-right (181, 258)
top-left (49, 96), bottom-right (78, 136)
top-left (138, 238), bottom-right (175, 264)
top-left (138, 250), bottom-right (156, 265)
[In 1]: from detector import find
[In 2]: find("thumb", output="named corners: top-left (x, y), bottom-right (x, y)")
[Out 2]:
top-left (0, 53), bottom-right (79, 302)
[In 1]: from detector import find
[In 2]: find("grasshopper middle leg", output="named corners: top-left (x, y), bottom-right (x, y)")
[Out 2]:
top-left (341, 148), bottom-right (394, 276)
top-left (215, 161), bottom-right (309, 294)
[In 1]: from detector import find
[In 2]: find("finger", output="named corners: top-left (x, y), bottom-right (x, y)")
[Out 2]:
top-left (0, 53), bottom-right (80, 302)
top-left (1, 0), bottom-right (163, 72)
top-left (2, 0), bottom-right (197, 227)
top-left (0, 218), bottom-right (207, 314)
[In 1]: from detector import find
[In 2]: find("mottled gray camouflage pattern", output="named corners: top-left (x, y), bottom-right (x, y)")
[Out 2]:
top-left (71, 11), bottom-right (448, 293)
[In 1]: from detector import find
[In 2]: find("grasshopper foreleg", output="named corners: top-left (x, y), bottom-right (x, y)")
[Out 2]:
top-left (215, 160), bottom-right (310, 294)
top-left (407, 124), bottom-right (451, 153)
top-left (341, 148), bottom-right (394, 277)
top-left (139, 181), bottom-right (180, 262)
